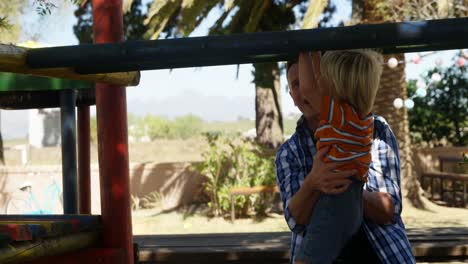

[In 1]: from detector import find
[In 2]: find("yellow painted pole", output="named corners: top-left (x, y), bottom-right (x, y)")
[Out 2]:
top-left (0, 44), bottom-right (140, 87)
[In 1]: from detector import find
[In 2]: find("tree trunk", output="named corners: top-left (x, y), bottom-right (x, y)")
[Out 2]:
top-left (373, 54), bottom-right (425, 208)
top-left (362, 1), bottom-right (426, 208)
top-left (254, 62), bottom-right (283, 149)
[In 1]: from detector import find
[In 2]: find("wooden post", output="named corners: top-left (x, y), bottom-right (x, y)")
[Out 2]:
top-left (452, 179), bottom-right (456, 206)
top-left (60, 89), bottom-right (78, 214)
top-left (440, 176), bottom-right (444, 200)
top-left (92, 0), bottom-right (133, 263)
top-left (463, 182), bottom-right (467, 208)
top-left (231, 195), bottom-right (235, 223)
top-left (78, 105), bottom-right (91, 214)
top-left (430, 177), bottom-right (434, 199)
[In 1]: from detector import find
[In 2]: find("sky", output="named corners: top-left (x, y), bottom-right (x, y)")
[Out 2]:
top-left (0, 0), bottom-right (460, 139)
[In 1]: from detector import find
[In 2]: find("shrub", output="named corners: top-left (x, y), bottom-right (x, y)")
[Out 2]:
top-left (193, 132), bottom-right (276, 218)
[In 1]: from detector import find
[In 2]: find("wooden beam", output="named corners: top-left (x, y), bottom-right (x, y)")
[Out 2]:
top-left (0, 89), bottom-right (95, 110)
top-left (0, 231), bottom-right (99, 264)
top-left (24, 248), bottom-right (125, 264)
top-left (0, 44), bottom-right (140, 87)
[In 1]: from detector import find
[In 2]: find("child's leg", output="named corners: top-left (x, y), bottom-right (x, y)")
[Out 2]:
top-left (295, 180), bottom-right (364, 264)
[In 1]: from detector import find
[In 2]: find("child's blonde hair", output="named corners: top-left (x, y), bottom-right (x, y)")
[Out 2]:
top-left (320, 49), bottom-right (383, 115)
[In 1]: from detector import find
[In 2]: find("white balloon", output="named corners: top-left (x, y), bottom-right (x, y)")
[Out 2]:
top-left (387, 57), bottom-right (398, 68)
top-left (431, 73), bottom-right (442, 82)
top-left (416, 79), bottom-right (426, 89)
top-left (416, 88), bottom-right (427, 97)
top-left (463, 50), bottom-right (468, 58)
top-left (393, 98), bottom-right (404, 109)
top-left (404, 99), bottom-right (415, 109)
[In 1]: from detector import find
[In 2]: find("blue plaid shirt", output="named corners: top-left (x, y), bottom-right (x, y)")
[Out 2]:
top-left (275, 115), bottom-right (415, 264)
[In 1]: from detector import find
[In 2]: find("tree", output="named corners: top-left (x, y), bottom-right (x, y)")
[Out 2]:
top-left (73, 1), bottom-right (338, 148)
top-left (133, 0), bottom-right (333, 149)
top-left (0, 1), bottom-right (30, 164)
top-left (74, 0), bottom-right (147, 43)
top-left (408, 54), bottom-right (467, 147)
top-left (0, 0), bottom-right (78, 164)
top-left (352, 0), bottom-right (467, 208)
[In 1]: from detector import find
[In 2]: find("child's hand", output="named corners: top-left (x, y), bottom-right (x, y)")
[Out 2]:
top-left (310, 51), bottom-right (332, 96)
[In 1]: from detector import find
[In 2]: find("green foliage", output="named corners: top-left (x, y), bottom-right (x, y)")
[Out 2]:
top-left (0, 0), bottom-right (26, 42)
top-left (408, 54), bottom-right (467, 146)
top-left (368, 0), bottom-right (468, 23)
top-left (131, 195), bottom-right (141, 210)
top-left (90, 116), bottom-right (97, 143)
top-left (33, 0), bottom-right (77, 16)
top-left (0, 16), bottom-right (10, 29)
top-left (141, 191), bottom-right (162, 209)
top-left (130, 114), bottom-right (203, 140)
top-left (74, 0), bottom-right (148, 44)
top-left (192, 133), bottom-right (276, 218)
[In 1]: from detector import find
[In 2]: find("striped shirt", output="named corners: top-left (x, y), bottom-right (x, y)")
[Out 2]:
top-left (275, 115), bottom-right (415, 264)
top-left (315, 96), bottom-right (374, 181)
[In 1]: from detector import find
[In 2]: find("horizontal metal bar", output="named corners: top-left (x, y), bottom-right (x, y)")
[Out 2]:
top-left (26, 18), bottom-right (468, 74)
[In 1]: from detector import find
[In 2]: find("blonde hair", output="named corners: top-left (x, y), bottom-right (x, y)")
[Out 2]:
top-left (320, 49), bottom-right (383, 115)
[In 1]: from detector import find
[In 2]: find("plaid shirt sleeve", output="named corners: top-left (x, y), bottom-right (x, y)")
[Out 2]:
top-left (365, 117), bottom-right (403, 221)
top-left (364, 116), bottom-right (415, 264)
top-left (275, 142), bottom-right (306, 234)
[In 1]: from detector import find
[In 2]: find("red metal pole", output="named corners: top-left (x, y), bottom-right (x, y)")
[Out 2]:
top-left (92, 1), bottom-right (133, 263)
top-left (78, 105), bottom-right (91, 214)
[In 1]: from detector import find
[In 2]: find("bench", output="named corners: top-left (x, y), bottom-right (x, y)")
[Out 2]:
top-left (420, 155), bottom-right (467, 207)
top-left (439, 155), bottom-right (466, 172)
top-left (229, 186), bottom-right (279, 222)
top-left (421, 171), bottom-right (468, 207)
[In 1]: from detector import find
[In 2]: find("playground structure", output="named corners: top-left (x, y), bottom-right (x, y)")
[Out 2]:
top-left (0, 0), bottom-right (467, 262)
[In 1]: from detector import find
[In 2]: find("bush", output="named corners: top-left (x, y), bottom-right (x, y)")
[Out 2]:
top-left (192, 132), bottom-right (276, 218)
top-left (408, 53), bottom-right (467, 146)
top-left (128, 114), bottom-right (203, 140)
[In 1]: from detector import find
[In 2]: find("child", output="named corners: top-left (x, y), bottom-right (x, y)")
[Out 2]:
top-left (295, 50), bottom-right (383, 264)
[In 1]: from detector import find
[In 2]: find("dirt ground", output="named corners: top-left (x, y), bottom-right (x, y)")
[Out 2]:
top-left (132, 200), bottom-right (468, 235)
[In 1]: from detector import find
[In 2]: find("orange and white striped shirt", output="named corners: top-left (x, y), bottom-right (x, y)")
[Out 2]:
top-left (314, 96), bottom-right (374, 182)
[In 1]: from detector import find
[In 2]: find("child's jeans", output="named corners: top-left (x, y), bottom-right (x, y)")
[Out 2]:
top-left (296, 180), bottom-right (364, 264)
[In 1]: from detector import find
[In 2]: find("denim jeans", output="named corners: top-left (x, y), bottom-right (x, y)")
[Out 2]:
top-left (296, 180), bottom-right (364, 264)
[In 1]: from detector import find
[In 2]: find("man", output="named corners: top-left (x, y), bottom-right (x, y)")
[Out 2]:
top-left (275, 56), bottom-right (415, 264)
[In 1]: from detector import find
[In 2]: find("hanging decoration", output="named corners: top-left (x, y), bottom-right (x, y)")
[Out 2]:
top-left (390, 48), bottom-right (467, 110)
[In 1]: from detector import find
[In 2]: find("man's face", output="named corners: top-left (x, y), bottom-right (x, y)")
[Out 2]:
top-left (287, 63), bottom-right (320, 119)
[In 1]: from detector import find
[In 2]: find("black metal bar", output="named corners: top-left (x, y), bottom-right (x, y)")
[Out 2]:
top-left (26, 18), bottom-right (468, 74)
top-left (60, 89), bottom-right (78, 214)
top-left (0, 89), bottom-right (95, 110)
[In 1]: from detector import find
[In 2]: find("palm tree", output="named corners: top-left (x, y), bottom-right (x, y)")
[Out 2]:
top-left (142, 0), bottom-right (329, 148)
top-left (353, 0), bottom-right (467, 208)
top-left (0, 1), bottom-right (28, 164)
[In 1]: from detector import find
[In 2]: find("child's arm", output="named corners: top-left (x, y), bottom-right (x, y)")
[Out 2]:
top-left (298, 52), bottom-right (315, 102)
top-left (363, 190), bottom-right (394, 225)
top-left (299, 51), bottom-right (330, 101)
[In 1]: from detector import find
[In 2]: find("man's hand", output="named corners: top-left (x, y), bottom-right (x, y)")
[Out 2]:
top-left (304, 146), bottom-right (357, 195)
top-left (287, 146), bottom-right (357, 226)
